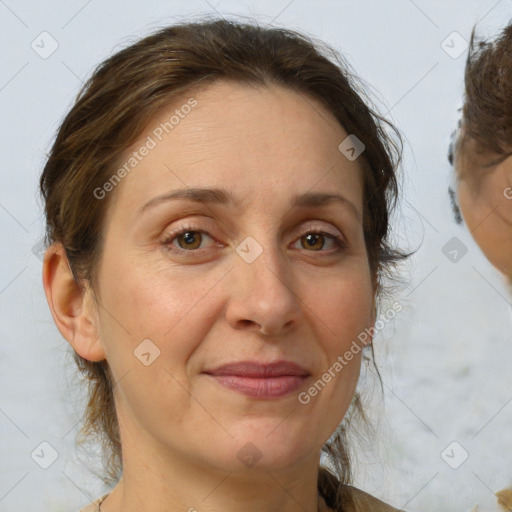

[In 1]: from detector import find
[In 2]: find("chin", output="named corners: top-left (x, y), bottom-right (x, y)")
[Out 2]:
top-left (222, 422), bottom-right (321, 471)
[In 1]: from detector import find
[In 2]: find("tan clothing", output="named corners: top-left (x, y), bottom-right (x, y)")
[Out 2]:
top-left (471, 487), bottom-right (512, 511)
top-left (497, 488), bottom-right (512, 510)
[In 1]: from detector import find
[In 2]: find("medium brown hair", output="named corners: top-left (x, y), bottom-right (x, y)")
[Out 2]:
top-left (454, 22), bottom-right (512, 177)
top-left (39, 16), bottom-right (405, 509)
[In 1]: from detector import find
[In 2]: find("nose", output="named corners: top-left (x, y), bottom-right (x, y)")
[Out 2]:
top-left (224, 242), bottom-right (303, 337)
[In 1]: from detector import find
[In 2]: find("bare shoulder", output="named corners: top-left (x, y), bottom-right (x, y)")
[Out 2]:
top-left (341, 485), bottom-right (406, 512)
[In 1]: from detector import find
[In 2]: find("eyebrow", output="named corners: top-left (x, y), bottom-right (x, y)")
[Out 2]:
top-left (138, 187), bottom-right (360, 219)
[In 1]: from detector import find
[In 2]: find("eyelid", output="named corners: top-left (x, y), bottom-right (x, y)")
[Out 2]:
top-left (161, 220), bottom-right (218, 247)
top-left (301, 221), bottom-right (345, 242)
top-left (162, 217), bottom-right (344, 239)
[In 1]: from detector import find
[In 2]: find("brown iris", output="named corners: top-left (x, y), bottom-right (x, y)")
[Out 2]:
top-left (176, 231), bottom-right (203, 250)
top-left (301, 233), bottom-right (326, 251)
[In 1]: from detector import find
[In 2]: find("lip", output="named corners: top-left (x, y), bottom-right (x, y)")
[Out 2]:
top-left (205, 360), bottom-right (310, 378)
top-left (203, 361), bottom-right (310, 399)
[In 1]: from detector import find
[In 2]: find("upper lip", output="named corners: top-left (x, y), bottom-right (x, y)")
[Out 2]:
top-left (204, 360), bottom-right (310, 378)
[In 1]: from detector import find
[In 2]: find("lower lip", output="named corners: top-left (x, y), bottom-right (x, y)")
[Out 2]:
top-left (206, 375), bottom-right (308, 399)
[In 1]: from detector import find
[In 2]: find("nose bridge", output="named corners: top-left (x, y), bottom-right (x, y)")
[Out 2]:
top-left (227, 229), bottom-right (302, 335)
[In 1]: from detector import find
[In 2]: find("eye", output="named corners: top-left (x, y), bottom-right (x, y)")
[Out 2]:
top-left (293, 230), bottom-right (346, 252)
top-left (173, 230), bottom-right (206, 250)
top-left (160, 222), bottom-right (347, 257)
top-left (161, 223), bottom-right (217, 255)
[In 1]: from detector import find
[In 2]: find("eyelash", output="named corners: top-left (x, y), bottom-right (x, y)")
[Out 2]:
top-left (160, 222), bottom-right (347, 257)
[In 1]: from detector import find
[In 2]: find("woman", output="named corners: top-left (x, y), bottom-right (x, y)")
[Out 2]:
top-left (449, 22), bottom-right (512, 512)
top-left (449, 23), bottom-right (512, 282)
top-left (39, 17), bottom-right (407, 511)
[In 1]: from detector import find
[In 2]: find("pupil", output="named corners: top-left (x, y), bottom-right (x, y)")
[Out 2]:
top-left (180, 231), bottom-right (201, 248)
top-left (306, 233), bottom-right (322, 249)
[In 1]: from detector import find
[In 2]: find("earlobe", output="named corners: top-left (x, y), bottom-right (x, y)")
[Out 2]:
top-left (42, 243), bottom-right (106, 362)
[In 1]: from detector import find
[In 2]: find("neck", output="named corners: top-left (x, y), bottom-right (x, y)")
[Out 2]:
top-left (100, 442), bottom-right (330, 512)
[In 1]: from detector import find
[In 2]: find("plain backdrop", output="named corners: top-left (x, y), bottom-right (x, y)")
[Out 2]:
top-left (1, 1), bottom-right (512, 511)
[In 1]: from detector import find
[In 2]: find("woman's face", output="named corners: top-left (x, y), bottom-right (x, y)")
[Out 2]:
top-left (91, 80), bottom-right (375, 473)
top-left (455, 137), bottom-right (512, 278)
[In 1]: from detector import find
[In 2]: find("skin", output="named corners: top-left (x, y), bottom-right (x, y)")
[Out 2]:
top-left (43, 80), bottom-right (376, 512)
top-left (455, 135), bottom-right (512, 279)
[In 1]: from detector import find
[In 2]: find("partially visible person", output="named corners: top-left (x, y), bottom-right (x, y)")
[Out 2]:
top-left (448, 22), bottom-right (512, 281)
top-left (449, 22), bottom-right (512, 512)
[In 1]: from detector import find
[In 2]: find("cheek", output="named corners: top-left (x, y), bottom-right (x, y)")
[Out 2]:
top-left (458, 181), bottom-right (511, 273)
top-left (458, 181), bottom-right (485, 237)
top-left (300, 269), bottom-right (373, 414)
top-left (97, 260), bottom-right (220, 436)
top-left (97, 250), bottom-right (221, 376)
top-left (318, 270), bottom-right (374, 341)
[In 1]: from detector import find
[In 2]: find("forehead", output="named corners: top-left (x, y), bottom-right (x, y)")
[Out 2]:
top-left (154, 80), bottom-right (349, 161)
top-left (107, 79), bottom-right (365, 215)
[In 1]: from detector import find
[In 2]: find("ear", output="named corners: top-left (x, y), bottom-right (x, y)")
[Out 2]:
top-left (42, 243), bottom-right (106, 362)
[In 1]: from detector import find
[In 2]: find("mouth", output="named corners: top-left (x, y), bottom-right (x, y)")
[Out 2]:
top-left (203, 360), bottom-right (310, 399)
